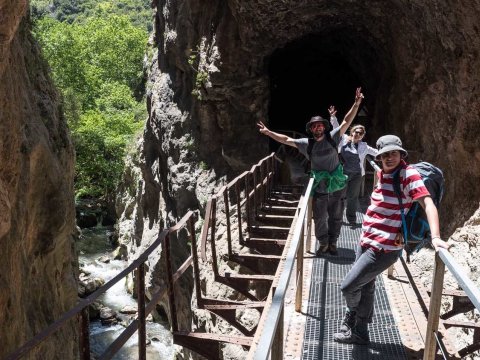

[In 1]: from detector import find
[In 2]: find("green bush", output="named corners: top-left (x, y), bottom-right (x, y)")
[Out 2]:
top-left (74, 110), bottom-right (143, 198)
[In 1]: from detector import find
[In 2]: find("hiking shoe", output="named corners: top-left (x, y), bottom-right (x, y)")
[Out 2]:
top-left (347, 217), bottom-right (357, 224)
top-left (315, 244), bottom-right (330, 256)
top-left (334, 323), bottom-right (370, 345)
top-left (329, 244), bottom-right (338, 256)
top-left (339, 310), bottom-right (356, 333)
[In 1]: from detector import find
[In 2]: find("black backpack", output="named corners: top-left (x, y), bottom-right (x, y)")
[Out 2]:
top-left (392, 162), bottom-right (445, 262)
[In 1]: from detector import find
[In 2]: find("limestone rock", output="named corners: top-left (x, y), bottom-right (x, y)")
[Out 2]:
top-left (0, 3), bottom-right (77, 359)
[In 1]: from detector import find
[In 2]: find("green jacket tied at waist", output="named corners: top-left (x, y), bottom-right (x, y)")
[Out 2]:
top-left (310, 164), bottom-right (348, 195)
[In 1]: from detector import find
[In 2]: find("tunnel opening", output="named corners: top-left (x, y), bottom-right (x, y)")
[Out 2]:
top-left (267, 29), bottom-right (390, 150)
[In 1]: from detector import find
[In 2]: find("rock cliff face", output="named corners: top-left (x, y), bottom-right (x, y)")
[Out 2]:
top-left (161, 0), bottom-right (480, 232)
top-left (0, 1), bottom-right (78, 358)
top-left (117, 0), bottom-right (480, 358)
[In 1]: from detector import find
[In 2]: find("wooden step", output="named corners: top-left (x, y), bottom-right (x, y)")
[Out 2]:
top-left (256, 214), bottom-right (295, 222)
top-left (266, 198), bottom-right (299, 206)
top-left (245, 237), bottom-right (286, 246)
top-left (248, 225), bottom-right (290, 236)
top-left (231, 253), bottom-right (282, 260)
top-left (241, 238), bottom-right (285, 256)
top-left (270, 191), bottom-right (298, 200)
top-left (261, 204), bottom-right (297, 214)
top-left (442, 319), bottom-right (480, 330)
top-left (202, 301), bottom-right (265, 310)
top-left (224, 273), bottom-right (274, 281)
top-left (229, 253), bottom-right (281, 275)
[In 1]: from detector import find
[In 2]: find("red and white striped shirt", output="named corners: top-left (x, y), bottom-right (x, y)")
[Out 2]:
top-left (360, 161), bottom-right (430, 251)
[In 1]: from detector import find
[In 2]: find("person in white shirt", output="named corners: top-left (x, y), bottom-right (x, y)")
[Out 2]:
top-left (329, 110), bottom-right (377, 224)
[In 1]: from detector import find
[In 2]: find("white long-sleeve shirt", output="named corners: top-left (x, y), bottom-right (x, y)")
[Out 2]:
top-left (330, 116), bottom-right (378, 176)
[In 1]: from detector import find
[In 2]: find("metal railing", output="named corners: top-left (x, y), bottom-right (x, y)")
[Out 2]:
top-left (7, 210), bottom-right (204, 360)
top-left (247, 177), bottom-right (314, 359)
top-left (200, 153), bottom-right (276, 265)
top-left (8, 148), bottom-right (480, 360)
top-left (4, 214), bottom-right (191, 360)
top-left (5, 153), bottom-right (278, 360)
top-left (424, 249), bottom-right (480, 359)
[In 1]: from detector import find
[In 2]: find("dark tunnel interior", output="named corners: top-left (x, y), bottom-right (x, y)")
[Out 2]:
top-left (267, 29), bottom-right (389, 150)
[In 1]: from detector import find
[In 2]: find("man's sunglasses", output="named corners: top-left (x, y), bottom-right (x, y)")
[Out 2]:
top-left (354, 130), bottom-right (364, 135)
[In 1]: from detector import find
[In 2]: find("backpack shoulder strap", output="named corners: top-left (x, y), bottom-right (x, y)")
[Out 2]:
top-left (307, 138), bottom-right (315, 158)
top-left (307, 137), bottom-right (338, 155)
top-left (326, 135), bottom-right (337, 150)
top-left (392, 166), bottom-right (410, 256)
top-left (392, 167), bottom-right (403, 200)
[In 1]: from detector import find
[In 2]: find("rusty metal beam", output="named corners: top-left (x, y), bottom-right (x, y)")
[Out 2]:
top-left (79, 308), bottom-right (90, 360)
top-left (137, 264), bottom-right (146, 360)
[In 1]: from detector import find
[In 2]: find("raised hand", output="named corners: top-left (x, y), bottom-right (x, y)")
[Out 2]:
top-left (355, 87), bottom-right (364, 105)
top-left (328, 105), bottom-right (337, 117)
top-left (257, 121), bottom-right (270, 135)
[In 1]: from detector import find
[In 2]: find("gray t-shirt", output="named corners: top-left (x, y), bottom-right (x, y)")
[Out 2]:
top-left (341, 142), bottom-right (361, 175)
top-left (294, 128), bottom-right (341, 193)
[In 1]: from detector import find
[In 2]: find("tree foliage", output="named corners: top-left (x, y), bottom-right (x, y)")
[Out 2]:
top-left (34, 15), bottom-right (147, 109)
top-left (74, 109), bottom-right (143, 199)
top-left (30, 0), bottom-right (153, 31)
top-left (32, 9), bottom-right (148, 200)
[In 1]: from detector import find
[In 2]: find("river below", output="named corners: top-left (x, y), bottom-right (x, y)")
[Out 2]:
top-left (78, 227), bottom-right (174, 359)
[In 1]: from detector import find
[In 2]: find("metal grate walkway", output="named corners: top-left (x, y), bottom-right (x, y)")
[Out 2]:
top-left (301, 209), bottom-right (408, 360)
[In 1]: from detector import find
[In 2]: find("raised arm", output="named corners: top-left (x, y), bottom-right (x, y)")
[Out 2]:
top-left (366, 144), bottom-right (378, 157)
top-left (257, 121), bottom-right (298, 148)
top-left (417, 196), bottom-right (450, 251)
top-left (338, 87), bottom-right (364, 137)
top-left (329, 105), bottom-right (340, 128)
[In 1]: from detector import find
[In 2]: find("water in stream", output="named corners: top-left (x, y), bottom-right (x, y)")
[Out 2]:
top-left (78, 227), bottom-right (174, 359)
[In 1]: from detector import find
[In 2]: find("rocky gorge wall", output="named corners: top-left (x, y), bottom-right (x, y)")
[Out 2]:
top-left (141, 0), bottom-right (480, 234)
top-left (115, 0), bottom-right (480, 358)
top-left (0, 1), bottom-right (78, 358)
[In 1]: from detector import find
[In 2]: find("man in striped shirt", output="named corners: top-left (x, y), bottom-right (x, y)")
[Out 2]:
top-left (334, 135), bottom-right (450, 345)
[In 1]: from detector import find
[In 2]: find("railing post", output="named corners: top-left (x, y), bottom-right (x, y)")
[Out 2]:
top-left (137, 263), bottom-right (147, 360)
top-left (387, 263), bottom-right (394, 277)
top-left (266, 156), bottom-right (272, 199)
top-left (423, 252), bottom-right (446, 360)
top-left (262, 161), bottom-right (267, 206)
top-left (224, 190), bottom-right (232, 257)
top-left (252, 169), bottom-right (258, 217)
top-left (165, 233), bottom-right (178, 332)
top-left (235, 181), bottom-right (243, 243)
top-left (189, 216), bottom-right (203, 304)
top-left (245, 173), bottom-right (252, 231)
top-left (295, 223), bottom-right (304, 312)
top-left (210, 197), bottom-right (219, 276)
top-left (79, 308), bottom-right (91, 360)
top-left (305, 196), bottom-right (313, 253)
top-left (271, 303), bottom-right (284, 360)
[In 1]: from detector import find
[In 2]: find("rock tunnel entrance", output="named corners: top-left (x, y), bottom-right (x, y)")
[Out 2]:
top-left (267, 29), bottom-right (391, 149)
